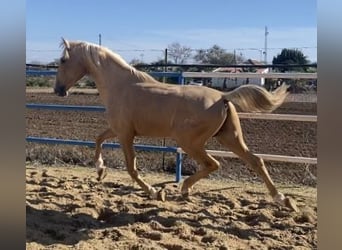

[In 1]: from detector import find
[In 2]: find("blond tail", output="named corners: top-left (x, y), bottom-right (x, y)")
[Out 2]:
top-left (223, 83), bottom-right (289, 113)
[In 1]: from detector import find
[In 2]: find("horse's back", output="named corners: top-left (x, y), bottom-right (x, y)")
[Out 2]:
top-left (129, 82), bottom-right (224, 116)
top-left (111, 82), bottom-right (226, 138)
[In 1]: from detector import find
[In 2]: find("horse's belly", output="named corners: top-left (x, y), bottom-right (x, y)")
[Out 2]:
top-left (134, 119), bottom-right (172, 137)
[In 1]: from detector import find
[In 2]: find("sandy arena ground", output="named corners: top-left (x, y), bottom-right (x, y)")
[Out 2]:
top-left (26, 164), bottom-right (316, 249)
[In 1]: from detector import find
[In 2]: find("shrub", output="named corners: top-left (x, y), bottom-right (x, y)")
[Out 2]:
top-left (26, 77), bottom-right (53, 87)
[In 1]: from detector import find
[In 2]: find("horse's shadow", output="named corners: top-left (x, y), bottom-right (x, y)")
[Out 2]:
top-left (27, 179), bottom-right (307, 247)
top-left (26, 177), bottom-right (168, 247)
top-left (26, 202), bottom-right (165, 246)
top-left (26, 180), bottom-right (228, 246)
top-left (26, 204), bottom-right (95, 246)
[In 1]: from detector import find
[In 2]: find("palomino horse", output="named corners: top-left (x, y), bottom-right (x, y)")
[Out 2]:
top-left (54, 38), bottom-right (297, 211)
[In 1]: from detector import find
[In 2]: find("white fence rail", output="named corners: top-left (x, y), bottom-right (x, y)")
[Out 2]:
top-left (177, 148), bottom-right (317, 165)
top-left (182, 72), bottom-right (317, 79)
top-left (238, 113), bottom-right (317, 122)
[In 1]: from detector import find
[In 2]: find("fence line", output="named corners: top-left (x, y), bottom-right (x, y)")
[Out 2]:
top-left (26, 136), bottom-right (183, 182)
top-left (26, 103), bottom-right (317, 167)
top-left (26, 104), bottom-right (317, 122)
top-left (26, 70), bottom-right (317, 80)
top-left (177, 148), bottom-right (317, 165)
top-left (26, 70), bottom-right (57, 76)
top-left (26, 136), bottom-right (179, 153)
top-left (26, 70), bottom-right (317, 182)
top-left (26, 103), bottom-right (105, 112)
top-left (26, 63), bottom-right (317, 70)
top-left (182, 72), bottom-right (317, 79)
top-left (26, 70), bottom-right (183, 80)
top-left (238, 113), bottom-right (317, 122)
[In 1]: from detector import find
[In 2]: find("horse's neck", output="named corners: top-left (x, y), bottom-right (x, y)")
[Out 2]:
top-left (87, 63), bottom-right (143, 106)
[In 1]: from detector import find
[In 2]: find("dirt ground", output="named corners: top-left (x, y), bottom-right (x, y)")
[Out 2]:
top-left (26, 164), bottom-right (317, 250)
top-left (26, 89), bottom-right (317, 249)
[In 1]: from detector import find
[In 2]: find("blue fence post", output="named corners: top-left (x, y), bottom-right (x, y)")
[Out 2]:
top-left (178, 72), bottom-right (185, 85)
top-left (179, 73), bottom-right (184, 85)
top-left (175, 151), bottom-right (183, 182)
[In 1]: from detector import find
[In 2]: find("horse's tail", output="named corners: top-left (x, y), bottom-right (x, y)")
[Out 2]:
top-left (223, 83), bottom-right (289, 113)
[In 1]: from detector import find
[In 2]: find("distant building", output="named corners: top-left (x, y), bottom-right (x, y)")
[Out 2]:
top-left (210, 59), bottom-right (269, 90)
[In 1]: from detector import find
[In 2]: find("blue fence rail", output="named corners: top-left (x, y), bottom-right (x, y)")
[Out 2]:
top-left (26, 103), bottom-right (106, 112)
top-left (26, 70), bottom-right (58, 76)
top-left (26, 136), bottom-right (183, 182)
top-left (26, 70), bottom-right (184, 84)
top-left (26, 69), bottom-right (184, 181)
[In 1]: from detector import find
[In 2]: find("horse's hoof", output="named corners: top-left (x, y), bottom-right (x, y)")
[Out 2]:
top-left (181, 192), bottom-right (191, 201)
top-left (182, 192), bottom-right (189, 198)
top-left (157, 188), bottom-right (166, 202)
top-left (284, 197), bottom-right (299, 212)
top-left (96, 168), bottom-right (107, 182)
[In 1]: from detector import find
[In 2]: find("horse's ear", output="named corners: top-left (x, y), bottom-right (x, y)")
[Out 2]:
top-left (61, 37), bottom-right (70, 50)
top-left (60, 37), bottom-right (70, 61)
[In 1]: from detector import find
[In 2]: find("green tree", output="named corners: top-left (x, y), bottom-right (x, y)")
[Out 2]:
top-left (272, 48), bottom-right (309, 72)
top-left (129, 58), bottom-right (144, 66)
top-left (193, 45), bottom-right (239, 65)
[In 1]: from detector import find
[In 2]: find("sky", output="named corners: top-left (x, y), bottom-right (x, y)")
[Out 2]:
top-left (26, 0), bottom-right (317, 64)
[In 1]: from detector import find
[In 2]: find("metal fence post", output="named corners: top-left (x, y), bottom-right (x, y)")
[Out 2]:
top-left (175, 151), bottom-right (183, 182)
top-left (179, 73), bottom-right (184, 85)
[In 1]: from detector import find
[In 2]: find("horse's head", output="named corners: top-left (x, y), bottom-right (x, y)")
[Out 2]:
top-left (54, 38), bottom-right (87, 96)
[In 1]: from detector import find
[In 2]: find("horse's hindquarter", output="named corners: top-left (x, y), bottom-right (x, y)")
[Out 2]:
top-left (107, 83), bottom-right (226, 139)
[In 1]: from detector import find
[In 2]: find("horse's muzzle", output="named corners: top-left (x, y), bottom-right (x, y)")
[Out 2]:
top-left (54, 85), bottom-right (68, 97)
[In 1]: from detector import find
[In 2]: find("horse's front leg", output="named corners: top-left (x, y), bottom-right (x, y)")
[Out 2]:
top-left (94, 128), bottom-right (115, 181)
top-left (120, 135), bottom-right (165, 201)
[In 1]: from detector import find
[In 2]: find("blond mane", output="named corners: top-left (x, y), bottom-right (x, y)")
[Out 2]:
top-left (61, 40), bottom-right (159, 84)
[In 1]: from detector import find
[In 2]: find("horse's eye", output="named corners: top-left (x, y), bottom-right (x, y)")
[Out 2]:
top-left (60, 58), bottom-right (66, 64)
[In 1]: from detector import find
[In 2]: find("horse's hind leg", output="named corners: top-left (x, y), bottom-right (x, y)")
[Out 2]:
top-left (215, 102), bottom-right (298, 211)
top-left (179, 144), bottom-right (220, 197)
top-left (119, 135), bottom-right (165, 201)
top-left (95, 128), bottom-right (115, 181)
